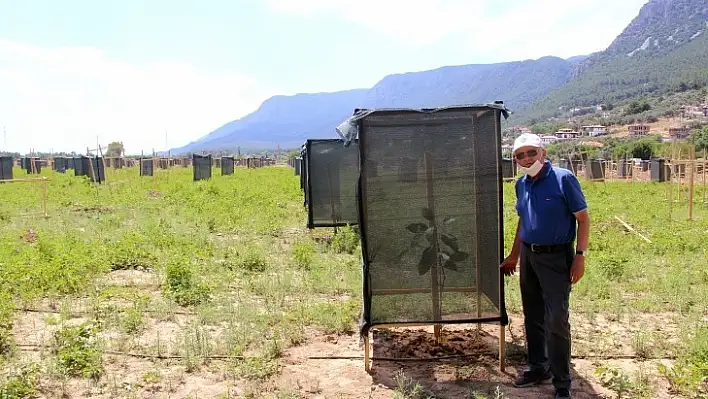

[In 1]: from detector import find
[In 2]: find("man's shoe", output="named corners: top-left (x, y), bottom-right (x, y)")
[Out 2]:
top-left (513, 369), bottom-right (553, 387)
top-left (555, 388), bottom-right (571, 398)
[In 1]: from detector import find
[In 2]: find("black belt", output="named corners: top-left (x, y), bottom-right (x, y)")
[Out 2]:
top-left (523, 242), bottom-right (572, 254)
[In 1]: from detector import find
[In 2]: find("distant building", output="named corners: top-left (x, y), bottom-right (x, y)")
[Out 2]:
top-left (581, 125), bottom-right (608, 137)
top-left (553, 128), bottom-right (581, 139)
top-left (540, 135), bottom-right (559, 145)
top-left (628, 124), bottom-right (650, 137)
top-left (668, 127), bottom-right (691, 140)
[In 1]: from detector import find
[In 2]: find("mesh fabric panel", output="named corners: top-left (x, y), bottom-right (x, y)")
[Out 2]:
top-left (301, 156), bottom-right (308, 206)
top-left (74, 157), bottom-right (86, 176)
top-left (356, 106), bottom-right (506, 330)
top-left (0, 156), bottom-right (12, 180)
top-left (140, 159), bottom-right (154, 176)
top-left (23, 158), bottom-right (41, 174)
top-left (306, 139), bottom-right (359, 228)
top-left (193, 154), bottom-right (212, 181)
top-left (82, 156), bottom-right (105, 183)
top-left (617, 159), bottom-right (632, 178)
top-left (221, 157), bottom-right (234, 175)
top-left (651, 158), bottom-right (669, 182)
top-left (53, 157), bottom-right (68, 173)
top-left (502, 158), bottom-right (515, 179)
top-left (585, 159), bottom-right (605, 180)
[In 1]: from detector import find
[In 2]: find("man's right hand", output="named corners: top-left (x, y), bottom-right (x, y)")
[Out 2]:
top-left (500, 255), bottom-right (519, 276)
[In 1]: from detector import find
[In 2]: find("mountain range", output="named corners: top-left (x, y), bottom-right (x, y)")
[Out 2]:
top-left (170, 0), bottom-right (708, 154)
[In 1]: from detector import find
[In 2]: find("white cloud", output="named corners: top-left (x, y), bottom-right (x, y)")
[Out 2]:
top-left (0, 39), bottom-right (273, 155)
top-left (266, 0), bottom-right (648, 59)
top-left (266, 0), bottom-right (479, 46)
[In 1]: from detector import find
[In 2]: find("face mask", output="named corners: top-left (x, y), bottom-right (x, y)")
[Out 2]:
top-left (518, 160), bottom-right (543, 176)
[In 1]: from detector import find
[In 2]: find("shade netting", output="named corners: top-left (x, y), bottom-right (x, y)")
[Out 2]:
top-left (221, 156), bottom-right (234, 175)
top-left (0, 156), bottom-right (12, 180)
top-left (193, 154), bottom-right (212, 181)
top-left (352, 105), bottom-right (509, 333)
top-left (53, 157), bottom-right (68, 173)
top-left (306, 139), bottom-right (359, 228)
top-left (140, 158), bottom-right (154, 176)
top-left (83, 156), bottom-right (105, 183)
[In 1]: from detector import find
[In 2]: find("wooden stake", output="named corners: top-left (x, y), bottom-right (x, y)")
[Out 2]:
top-left (677, 149), bottom-right (682, 203)
top-left (703, 153), bottom-right (706, 208)
top-left (614, 216), bottom-right (652, 243)
top-left (499, 324), bottom-right (506, 372)
top-left (364, 333), bottom-right (371, 372)
top-left (41, 177), bottom-right (47, 217)
top-left (424, 152), bottom-right (442, 341)
top-left (667, 161), bottom-right (673, 219)
top-left (689, 150), bottom-right (695, 221)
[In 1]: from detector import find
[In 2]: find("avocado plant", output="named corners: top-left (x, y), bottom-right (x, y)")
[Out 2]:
top-left (405, 206), bottom-right (469, 276)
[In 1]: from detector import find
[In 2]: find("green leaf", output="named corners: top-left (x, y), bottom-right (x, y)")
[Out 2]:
top-left (421, 207), bottom-right (434, 221)
top-left (449, 251), bottom-right (469, 262)
top-left (406, 223), bottom-right (428, 233)
top-left (440, 233), bottom-right (459, 251)
top-left (443, 260), bottom-right (458, 271)
top-left (418, 247), bottom-right (435, 275)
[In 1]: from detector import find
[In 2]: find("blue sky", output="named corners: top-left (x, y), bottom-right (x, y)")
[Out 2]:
top-left (0, 0), bottom-right (648, 154)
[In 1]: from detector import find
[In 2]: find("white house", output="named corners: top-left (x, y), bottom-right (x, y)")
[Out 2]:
top-left (540, 135), bottom-right (559, 145)
top-left (581, 125), bottom-right (608, 137)
top-left (554, 128), bottom-right (581, 140)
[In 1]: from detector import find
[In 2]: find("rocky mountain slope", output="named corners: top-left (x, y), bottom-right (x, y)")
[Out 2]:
top-left (170, 56), bottom-right (577, 153)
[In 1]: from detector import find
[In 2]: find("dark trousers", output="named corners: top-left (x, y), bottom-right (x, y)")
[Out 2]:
top-left (520, 243), bottom-right (573, 390)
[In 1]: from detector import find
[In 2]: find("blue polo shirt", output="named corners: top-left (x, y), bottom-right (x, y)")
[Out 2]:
top-left (515, 160), bottom-right (587, 245)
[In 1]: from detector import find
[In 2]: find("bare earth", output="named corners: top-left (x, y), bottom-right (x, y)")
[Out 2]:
top-left (8, 269), bottom-right (682, 398)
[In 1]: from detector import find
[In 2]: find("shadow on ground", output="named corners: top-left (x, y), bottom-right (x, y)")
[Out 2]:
top-left (368, 327), bottom-right (604, 398)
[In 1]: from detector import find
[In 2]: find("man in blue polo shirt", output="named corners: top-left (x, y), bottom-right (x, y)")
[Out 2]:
top-left (500, 133), bottom-right (590, 399)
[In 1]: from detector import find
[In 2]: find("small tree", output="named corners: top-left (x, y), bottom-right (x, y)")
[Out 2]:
top-left (692, 126), bottom-right (708, 154)
top-left (106, 142), bottom-right (124, 158)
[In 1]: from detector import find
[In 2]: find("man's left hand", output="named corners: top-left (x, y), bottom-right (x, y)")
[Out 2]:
top-left (570, 255), bottom-right (585, 284)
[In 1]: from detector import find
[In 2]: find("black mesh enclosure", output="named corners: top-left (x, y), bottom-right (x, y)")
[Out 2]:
top-left (193, 154), bottom-right (212, 181)
top-left (74, 157), bottom-right (86, 176)
top-left (82, 156), bottom-right (105, 183)
top-left (53, 157), bottom-right (68, 173)
top-left (585, 159), bottom-right (605, 181)
top-left (221, 156), bottom-right (234, 175)
top-left (617, 159), bottom-right (632, 178)
top-left (651, 158), bottom-right (670, 182)
top-left (0, 156), bottom-right (12, 180)
top-left (140, 158), bottom-right (154, 176)
top-left (354, 105), bottom-right (508, 333)
top-left (502, 158), bottom-right (516, 180)
top-left (67, 157), bottom-right (75, 170)
top-left (306, 139), bottom-right (359, 228)
top-left (294, 158), bottom-right (301, 176)
top-left (23, 157), bottom-right (41, 174)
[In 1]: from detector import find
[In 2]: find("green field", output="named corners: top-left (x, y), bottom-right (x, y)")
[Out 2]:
top-left (0, 165), bottom-right (706, 398)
